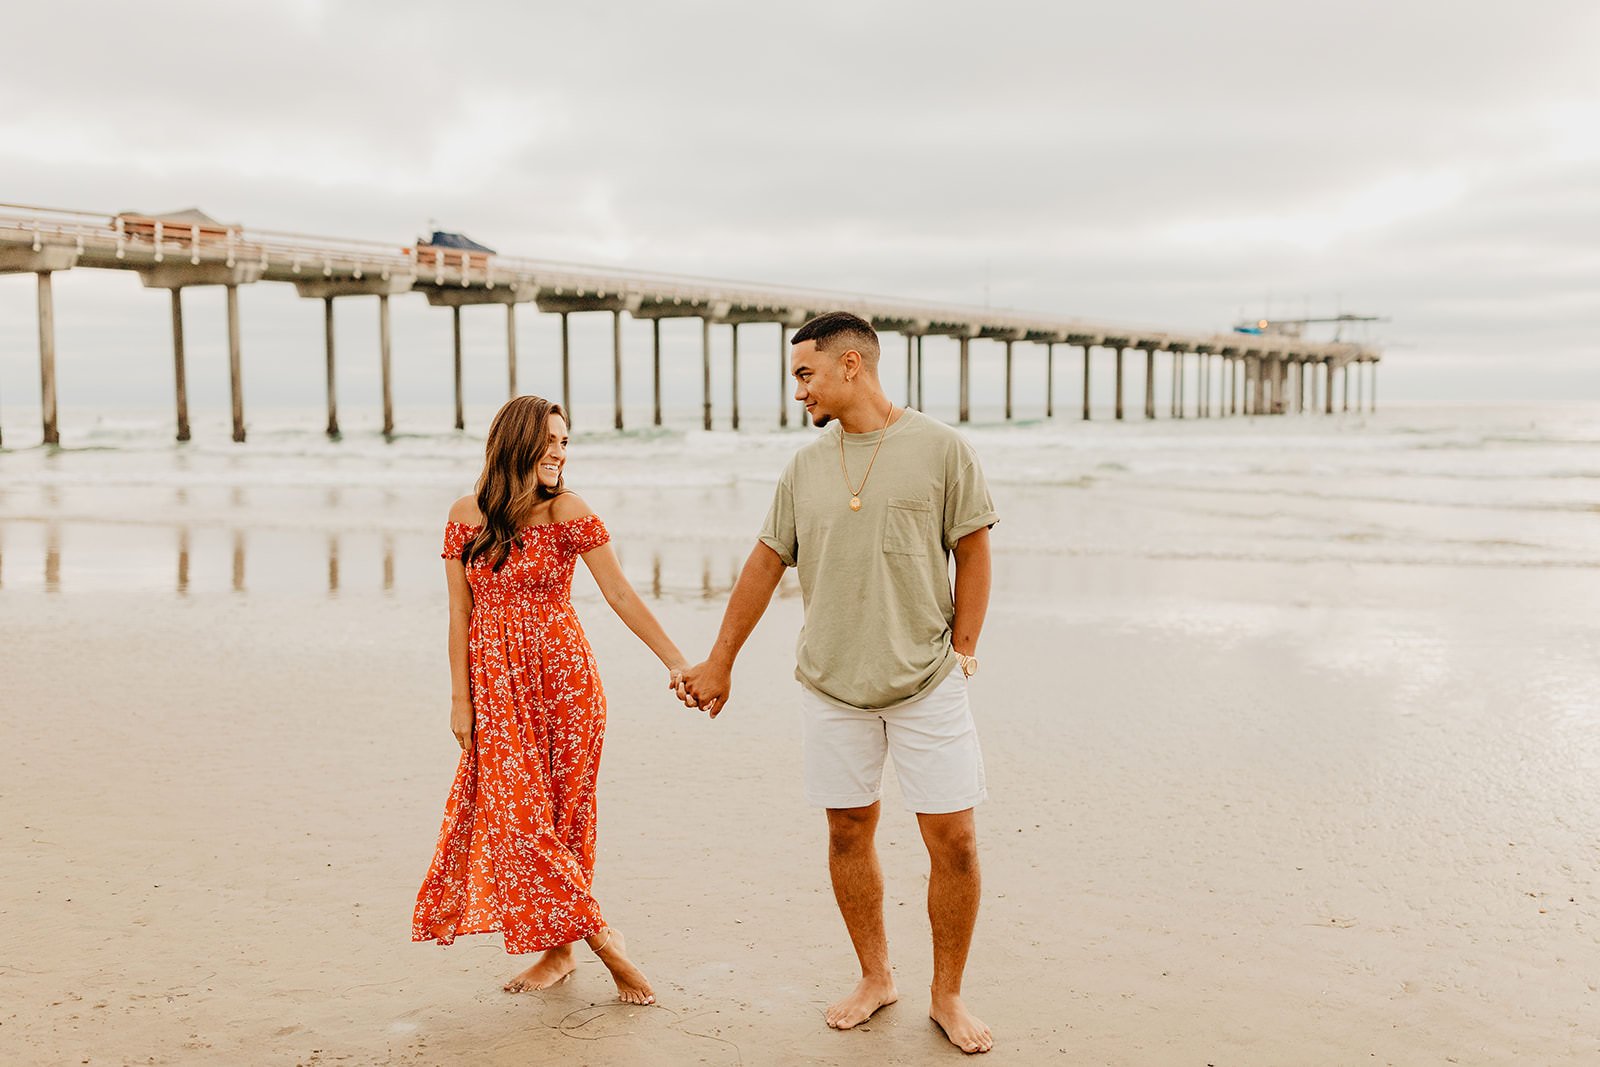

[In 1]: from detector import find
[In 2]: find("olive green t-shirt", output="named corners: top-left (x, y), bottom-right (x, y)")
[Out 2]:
top-left (759, 408), bottom-right (999, 711)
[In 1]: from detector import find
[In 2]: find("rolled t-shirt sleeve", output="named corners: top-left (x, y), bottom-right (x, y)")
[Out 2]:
top-left (758, 460), bottom-right (800, 567)
top-left (943, 440), bottom-right (999, 550)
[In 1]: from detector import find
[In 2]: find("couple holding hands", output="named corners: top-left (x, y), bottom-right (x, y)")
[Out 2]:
top-left (412, 312), bottom-right (999, 1054)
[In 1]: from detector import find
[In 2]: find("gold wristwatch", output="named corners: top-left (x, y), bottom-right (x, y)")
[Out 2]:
top-left (955, 652), bottom-right (979, 678)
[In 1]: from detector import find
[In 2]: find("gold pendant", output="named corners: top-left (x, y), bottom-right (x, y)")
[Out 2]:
top-left (849, 496), bottom-right (862, 511)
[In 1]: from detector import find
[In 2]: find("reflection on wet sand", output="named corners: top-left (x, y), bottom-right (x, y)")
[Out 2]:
top-left (45, 525), bottom-right (60, 593)
top-left (8, 518), bottom-right (783, 603)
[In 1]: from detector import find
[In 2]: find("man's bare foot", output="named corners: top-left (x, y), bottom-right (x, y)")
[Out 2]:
top-left (825, 975), bottom-right (898, 1029)
top-left (502, 945), bottom-right (576, 993)
top-left (588, 927), bottom-right (655, 1005)
top-left (930, 992), bottom-right (992, 1054)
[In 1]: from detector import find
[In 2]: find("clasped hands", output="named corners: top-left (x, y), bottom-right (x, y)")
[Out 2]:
top-left (667, 659), bottom-right (730, 718)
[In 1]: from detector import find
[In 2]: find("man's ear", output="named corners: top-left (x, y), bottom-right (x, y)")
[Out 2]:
top-left (840, 348), bottom-right (861, 379)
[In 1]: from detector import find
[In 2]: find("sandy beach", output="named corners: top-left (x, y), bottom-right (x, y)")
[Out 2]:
top-left (3, 406), bottom-right (1598, 1065)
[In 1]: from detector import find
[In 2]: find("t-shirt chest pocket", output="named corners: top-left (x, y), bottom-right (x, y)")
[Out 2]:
top-left (883, 497), bottom-right (934, 555)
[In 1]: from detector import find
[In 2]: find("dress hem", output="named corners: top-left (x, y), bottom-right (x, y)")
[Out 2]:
top-left (414, 921), bottom-right (605, 955)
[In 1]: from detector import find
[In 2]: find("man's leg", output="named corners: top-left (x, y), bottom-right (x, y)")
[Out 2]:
top-left (917, 808), bottom-right (992, 1054)
top-left (824, 802), bottom-right (899, 1028)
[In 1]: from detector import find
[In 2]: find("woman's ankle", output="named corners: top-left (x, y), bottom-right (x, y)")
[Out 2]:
top-left (585, 927), bottom-right (615, 956)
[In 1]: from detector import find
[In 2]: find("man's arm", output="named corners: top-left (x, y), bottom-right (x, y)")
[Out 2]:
top-left (676, 541), bottom-right (787, 717)
top-left (951, 526), bottom-right (991, 658)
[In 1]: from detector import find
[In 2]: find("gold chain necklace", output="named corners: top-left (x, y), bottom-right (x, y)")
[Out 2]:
top-left (838, 401), bottom-right (895, 512)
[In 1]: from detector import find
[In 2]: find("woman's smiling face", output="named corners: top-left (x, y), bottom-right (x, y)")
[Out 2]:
top-left (535, 413), bottom-right (568, 489)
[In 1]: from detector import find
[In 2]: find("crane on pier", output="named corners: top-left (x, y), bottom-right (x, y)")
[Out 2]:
top-left (1233, 313), bottom-right (1386, 340)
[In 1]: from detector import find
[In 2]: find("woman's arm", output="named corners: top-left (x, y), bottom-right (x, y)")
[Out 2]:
top-left (581, 542), bottom-right (688, 672)
top-left (446, 558), bottom-right (475, 750)
top-left (445, 495), bottom-right (481, 751)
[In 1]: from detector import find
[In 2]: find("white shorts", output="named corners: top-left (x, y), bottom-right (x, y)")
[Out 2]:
top-left (800, 670), bottom-right (987, 815)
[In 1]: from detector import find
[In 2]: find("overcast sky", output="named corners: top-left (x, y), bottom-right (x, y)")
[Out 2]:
top-left (2, 0), bottom-right (1597, 430)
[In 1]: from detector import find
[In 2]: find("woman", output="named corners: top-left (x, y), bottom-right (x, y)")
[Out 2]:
top-left (413, 395), bottom-right (686, 1005)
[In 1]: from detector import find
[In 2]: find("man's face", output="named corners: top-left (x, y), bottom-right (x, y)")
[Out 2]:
top-left (791, 340), bottom-right (848, 427)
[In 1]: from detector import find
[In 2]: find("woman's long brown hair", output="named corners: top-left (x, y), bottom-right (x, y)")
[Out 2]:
top-left (461, 395), bottom-right (568, 572)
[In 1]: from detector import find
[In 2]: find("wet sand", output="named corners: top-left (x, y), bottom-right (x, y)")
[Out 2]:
top-left (2, 498), bottom-right (1598, 1064)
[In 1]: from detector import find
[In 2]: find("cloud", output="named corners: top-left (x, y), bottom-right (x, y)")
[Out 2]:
top-left (1, 0), bottom-right (1597, 412)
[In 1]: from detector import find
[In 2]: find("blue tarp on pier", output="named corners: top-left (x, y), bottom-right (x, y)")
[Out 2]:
top-left (422, 230), bottom-right (495, 253)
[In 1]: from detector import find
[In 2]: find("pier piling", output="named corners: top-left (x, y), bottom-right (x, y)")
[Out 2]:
top-left (1143, 348), bottom-right (1156, 419)
top-left (730, 322), bottom-right (741, 432)
top-left (1113, 346), bottom-right (1125, 420)
top-left (560, 312), bottom-right (572, 418)
top-left (958, 337), bottom-right (970, 423)
top-left (653, 319), bottom-right (663, 427)
top-left (37, 272), bottom-right (59, 445)
top-left (916, 336), bottom-right (924, 411)
top-left (1081, 344), bottom-right (1092, 421)
top-left (776, 323), bottom-right (787, 427)
top-left (701, 317), bottom-right (712, 431)
top-left (613, 309), bottom-right (624, 431)
top-left (451, 306), bottom-right (464, 431)
top-left (226, 283), bottom-right (244, 443)
top-left (379, 294), bottom-right (394, 436)
top-left (1004, 340), bottom-right (1014, 420)
top-left (506, 303), bottom-right (518, 399)
top-left (323, 297), bottom-right (339, 438)
top-left (170, 288), bottom-right (190, 442)
top-left (906, 334), bottom-right (914, 408)
top-left (1045, 343), bottom-right (1055, 418)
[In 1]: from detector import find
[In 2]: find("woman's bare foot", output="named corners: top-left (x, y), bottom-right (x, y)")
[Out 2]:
top-left (503, 945), bottom-right (577, 993)
top-left (586, 927), bottom-right (655, 1005)
top-left (929, 992), bottom-right (992, 1054)
top-left (825, 975), bottom-right (898, 1029)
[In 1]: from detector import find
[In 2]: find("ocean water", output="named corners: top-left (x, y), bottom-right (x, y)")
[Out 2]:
top-left (1, 402), bottom-right (1597, 598)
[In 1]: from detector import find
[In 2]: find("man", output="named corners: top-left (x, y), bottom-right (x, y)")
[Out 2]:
top-left (676, 311), bottom-right (998, 1055)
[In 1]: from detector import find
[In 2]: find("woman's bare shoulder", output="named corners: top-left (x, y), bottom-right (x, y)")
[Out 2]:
top-left (447, 495), bottom-right (483, 525)
top-left (549, 490), bottom-right (595, 523)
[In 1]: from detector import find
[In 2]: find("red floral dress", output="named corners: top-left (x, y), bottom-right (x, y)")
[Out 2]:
top-left (413, 513), bottom-right (612, 954)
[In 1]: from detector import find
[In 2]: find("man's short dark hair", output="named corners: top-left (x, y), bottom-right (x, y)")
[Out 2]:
top-left (791, 311), bottom-right (880, 364)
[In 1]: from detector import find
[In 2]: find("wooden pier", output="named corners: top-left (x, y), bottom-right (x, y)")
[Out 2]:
top-left (0, 203), bottom-right (1381, 444)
